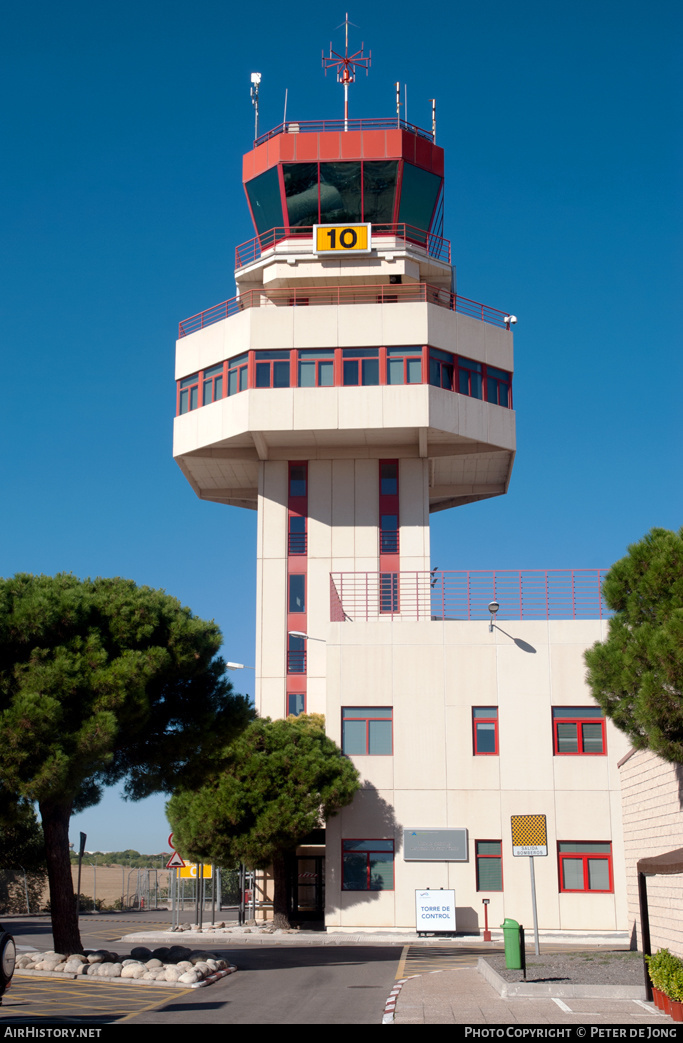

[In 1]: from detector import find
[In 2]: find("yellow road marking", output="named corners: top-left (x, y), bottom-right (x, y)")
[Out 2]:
top-left (115, 987), bottom-right (195, 1022)
top-left (395, 945), bottom-right (410, 980)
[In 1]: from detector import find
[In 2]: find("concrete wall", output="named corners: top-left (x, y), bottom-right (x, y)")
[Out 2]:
top-left (619, 748), bottom-right (683, 955)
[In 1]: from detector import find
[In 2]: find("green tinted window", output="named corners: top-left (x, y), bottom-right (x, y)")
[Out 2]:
top-left (246, 167), bottom-right (283, 235)
top-left (398, 163), bottom-right (442, 238)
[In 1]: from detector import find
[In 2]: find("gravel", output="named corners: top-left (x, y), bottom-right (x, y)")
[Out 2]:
top-left (483, 950), bottom-right (647, 987)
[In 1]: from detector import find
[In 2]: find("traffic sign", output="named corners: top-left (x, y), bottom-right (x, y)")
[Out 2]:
top-left (511, 814), bottom-right (548, 856)
top-left (166, 851), bottom-right (186, 868)
top-left (179, 864), bottom-right (213, 879)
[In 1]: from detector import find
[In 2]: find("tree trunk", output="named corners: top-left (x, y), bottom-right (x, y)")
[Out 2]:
top-left (39, 800), bottom-right (83, 954)
top-left (271, 850), bottom-right (291, 929)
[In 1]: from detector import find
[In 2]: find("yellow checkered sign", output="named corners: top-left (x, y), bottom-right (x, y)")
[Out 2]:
top-left (511, 814), bottom-right (548, 856)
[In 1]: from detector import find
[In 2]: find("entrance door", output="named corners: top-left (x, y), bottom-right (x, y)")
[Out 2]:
top-left (290, 856), bottom-right (324, 923)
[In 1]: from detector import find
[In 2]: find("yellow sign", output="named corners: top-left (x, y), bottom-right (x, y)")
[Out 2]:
top-left (314, 223), bottom-right (371, 254)
top-left (511, 814), bottom-right (548, 856)
top-left (178, 863), bottom-right (213, 879)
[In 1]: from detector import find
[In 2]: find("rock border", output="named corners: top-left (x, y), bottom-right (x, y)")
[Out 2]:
top-left (15, 946), bottom-right (237, 989)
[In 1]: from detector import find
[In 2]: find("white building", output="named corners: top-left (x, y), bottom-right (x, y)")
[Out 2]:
top-left (173, 107), bottom-right (630, 939)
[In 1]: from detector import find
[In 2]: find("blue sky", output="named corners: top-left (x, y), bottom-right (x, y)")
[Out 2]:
top-left (2, 0), bottom-right (680, 853)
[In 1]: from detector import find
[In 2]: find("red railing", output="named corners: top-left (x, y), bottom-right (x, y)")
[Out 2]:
top-left (329, 570), bottom-right (611, 623)
top-left (235, 224), bottom-right (451, 269)
top-left (254, 117), bottom-right (435, 148)
top-left (178, 284), bottom-right (510, 338)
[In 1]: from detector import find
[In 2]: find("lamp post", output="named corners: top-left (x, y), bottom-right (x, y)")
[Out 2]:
top-left (488, 601), bottom-right (500, 632)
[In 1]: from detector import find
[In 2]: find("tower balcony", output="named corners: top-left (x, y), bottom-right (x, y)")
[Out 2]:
top-left (329, 570), bottom-right (612, 623)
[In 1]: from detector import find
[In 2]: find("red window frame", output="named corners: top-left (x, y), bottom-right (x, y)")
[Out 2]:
top-left (553, 708), bottom-right (606, 756)
top-left (202, 362), bottom-right (225, 406)
top-left (227, 353), bottom-right (249, 396)
top-left (254, 352), bottom-right (291, 389)
top-left (341, 707), bottom-right (393, 755)
top-left (341, 839), bottom-right (395, 891)
top-left (473, 707), bottom-right (499, 755)
top-left (178, 373), bottom-right (199, 415)
top-left (177, 346), bottom-right (512, 415)
top-left (558, 842), bottom-right (613, 893)
top-left (287, 692), bottom-right (306, 716)
top-left (475, 840), bottom-right (503, 892)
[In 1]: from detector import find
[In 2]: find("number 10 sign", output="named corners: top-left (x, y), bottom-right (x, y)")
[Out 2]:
top-left (314, 223), bottom-right (372, 255)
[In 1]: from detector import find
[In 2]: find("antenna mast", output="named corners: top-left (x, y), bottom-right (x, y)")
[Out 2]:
top-left (322, 13), bottom-right (371, 131)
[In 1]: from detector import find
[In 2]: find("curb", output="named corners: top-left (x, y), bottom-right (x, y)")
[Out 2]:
top-left (15, 966), bottom-right (237, 989)
top-left (381, 977), bottom-right (416, 1024)
top-left (477, 958), bottom-right (647, 1000)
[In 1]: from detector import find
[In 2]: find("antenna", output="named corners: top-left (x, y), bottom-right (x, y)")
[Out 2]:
top-left (322, 13), bottom-right (371, 131)
top-left (429, 98), bottom-right (436, 143)
top-left (250, 72), bottom-right (261, 142)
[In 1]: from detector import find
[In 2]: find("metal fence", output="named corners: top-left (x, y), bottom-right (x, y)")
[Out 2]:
top-left (330, 569), bottom-right (611, 622)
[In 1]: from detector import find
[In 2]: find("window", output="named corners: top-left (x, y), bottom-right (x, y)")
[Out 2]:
top-left (486, 366), bottom-right (511, 408)
top-left (380, 461), bottom-right (398, 496)
top-left (178, 373), bottom-right (199, 414)
top-left (342, 708), bottom-right (393, 755)
top-left (245, 166), bottom-right (284, 236)
top-left (288, 515), bottom-right (306, 555)
top-left (558, 842), bottom-right (613, 893)
top-left (342, 348), bottom-right (379, 386)
top-left (287, 634), bottom-right (306, 674)
top-left (288, 574), bottom-right (305, 613)
top-left (227, 353), bottom-right (249, 396)
top-left (380, 573), bottom-right (399, 614)
top-left (476, 841), bottom-right (503, 891)
top-left (473, 707), bottom-right (498, 755)
top-left (289, 464), bottom-right (307, 498)
top-left (342, 840), bottom-right (394, 891)
top-left (457, 357), bottom-right (483, 399)
top-left (298, 350), bottom-right (334, 387)
top-left (255, 351), bottom-right (290, 389)
top-left (386, 347), bottom-right (422, 385)
top-left (380, 514), bottom-right (399, 553)
top-left (287, 693), bottom-right (305, 716)
top-left (553, 707), bottom-right (606, 755)
top-left (429, 348), bottom-right (454, 390)
top-left (202, 363), bottom-right (224, 406)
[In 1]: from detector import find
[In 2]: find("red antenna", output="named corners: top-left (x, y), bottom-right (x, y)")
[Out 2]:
top-left (322, 13), bottom-right (371, 130)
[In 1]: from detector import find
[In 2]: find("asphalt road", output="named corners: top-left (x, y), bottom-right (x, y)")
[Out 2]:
top-left (1, 912), bottom-right (404, 1025)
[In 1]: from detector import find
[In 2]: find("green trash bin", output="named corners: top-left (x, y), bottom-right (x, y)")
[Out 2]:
top-left (501, 918), bottom-right (522, 969)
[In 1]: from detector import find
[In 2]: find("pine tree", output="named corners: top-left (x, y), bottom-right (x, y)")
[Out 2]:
top-left (584, 527), bottom-right (683, 762)
top-left (167, 714), bottom-right (360, 927)
top-left (0, 573), bottom-right (254, 952)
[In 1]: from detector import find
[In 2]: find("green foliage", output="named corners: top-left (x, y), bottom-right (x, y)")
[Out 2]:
top-left (584, 528), bottom-right (683, 763)
top-left (167, 714), bottom-right (361, 868)
top-left (0, 573), bottom-right (254, 808)
top-left (0, 572), bottom-right (255, 951)
top-left (646, 949), bottom-right (683, 998)
top-left (0, 795), bottom-right (46, 872)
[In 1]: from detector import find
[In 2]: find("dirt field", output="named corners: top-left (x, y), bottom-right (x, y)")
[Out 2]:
top-left (69, 864), bottom-right (172, 909)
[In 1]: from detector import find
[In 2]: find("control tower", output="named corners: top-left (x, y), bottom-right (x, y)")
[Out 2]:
top-left (174, 94), bottom-right (516, 726)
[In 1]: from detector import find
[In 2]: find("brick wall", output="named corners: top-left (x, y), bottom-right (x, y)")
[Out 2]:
top-left (619, 748), bottom-right (683, 955)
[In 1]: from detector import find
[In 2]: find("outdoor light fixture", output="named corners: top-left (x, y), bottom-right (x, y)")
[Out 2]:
top-left (488, 601), bottom-right (500, 631)
top-left (225, 662), bottom-right (255, 670)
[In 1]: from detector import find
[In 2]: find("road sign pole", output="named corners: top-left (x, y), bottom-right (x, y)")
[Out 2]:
top-left (529, 856), bottom-right (540, 955)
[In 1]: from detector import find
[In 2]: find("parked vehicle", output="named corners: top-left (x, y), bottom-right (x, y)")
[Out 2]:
top-left (0, 926), bottom-right (16, 1002)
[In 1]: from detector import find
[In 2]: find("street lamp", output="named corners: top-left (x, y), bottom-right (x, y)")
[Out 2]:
top-left (488, 602), bottom-right (499, 632)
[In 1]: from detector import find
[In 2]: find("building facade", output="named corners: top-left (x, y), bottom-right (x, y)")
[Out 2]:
top-left (173, 110), bottom-right (630, 937)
